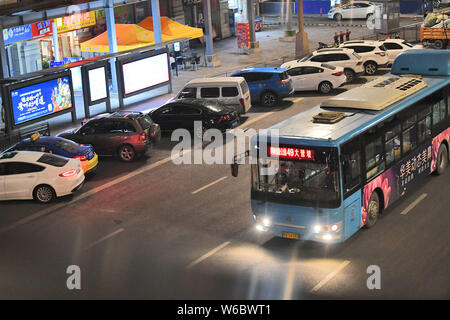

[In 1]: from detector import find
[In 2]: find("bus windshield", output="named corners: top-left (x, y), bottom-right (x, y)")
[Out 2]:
top-left (252, 147), bottom-right (340, 208)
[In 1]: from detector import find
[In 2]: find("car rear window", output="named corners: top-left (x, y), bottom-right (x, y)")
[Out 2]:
top-left (321, 63), bottom-right (336, 70)
top-left (55, 139), bottom-right (79, 153)
top-left (378, 44), bottom-right (387, 51)
top-left (137, 115), bottom-right (154, 130)
top-left (240, 81), bottom-right (249, 94)
top-left (279, 72), bottom-right (289, 80)
top-left (300, 53), bottom-right (313, 62)
top-left (37, 154), bottom-right (69, 167)
top-left (402, 41), bottom-right (414, 48)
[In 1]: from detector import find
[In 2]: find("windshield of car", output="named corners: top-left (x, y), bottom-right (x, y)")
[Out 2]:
top-left (251, 147), bottom-right (340, 208)
top-left (55, 139), bottom-right (79, 153)
top-left (300, 53), bottom-right (313, 62)
top-left (204, 104), bottom-right (223, 113)
top-left (137, 115), bottom-right (154, 130)
top-left (37, 154), bottom-right (69, 167)
top-left (402, 41), bottom-right (414, 47)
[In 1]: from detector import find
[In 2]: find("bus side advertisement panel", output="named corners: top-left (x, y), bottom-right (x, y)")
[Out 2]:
top-left (361, 143), bottom-right (433, 227)
top-left (431, 128), bottom-right (450, 172)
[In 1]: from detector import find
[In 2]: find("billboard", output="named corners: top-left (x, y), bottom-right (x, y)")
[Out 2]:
top-left (3, 24), bottom-right (33, 45)
top-left (9, 74), bottom-right (74, 126)
top-left (119, 50), bottom-right (170, 98)
top-left (87, 66), bottom-right (108, 103)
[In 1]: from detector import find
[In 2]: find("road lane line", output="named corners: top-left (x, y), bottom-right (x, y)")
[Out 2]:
top-left (0, 151), bottom-right (191, 235)
top-left (310, 260), bottom-right (351, 292)
top-left (192, 176), bottom-right (228, 195)
top-left (84, 228), bottom-right (124, 251)
top-left (235, 112), bottom-right (274, 130)
top-left (291, 97), bottom-right (304, 103)
top-left (283, 246), bottom-right (299, 300)
top-left (186, 241), bottom-right (231, 270)
top-left (400, 193), bottom-right (428, 215)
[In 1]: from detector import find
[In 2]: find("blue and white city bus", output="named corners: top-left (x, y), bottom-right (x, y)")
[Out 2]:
top-left (249, 50), bottom-right (450, 243)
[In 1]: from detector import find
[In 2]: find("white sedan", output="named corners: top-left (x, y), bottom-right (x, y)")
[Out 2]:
top-left (0, 151), bottom-right (85, 203)
top-left (280, 61), bottom-right (347, 94)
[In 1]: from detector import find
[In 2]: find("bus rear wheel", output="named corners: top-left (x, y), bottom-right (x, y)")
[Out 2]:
top-left (365, 192), bottom-right (380, 229)
top-left (436, 144), bottom-right (448, 175)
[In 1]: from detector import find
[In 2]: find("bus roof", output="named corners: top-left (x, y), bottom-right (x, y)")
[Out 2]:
top-left (267, 74), bottom-right (449, 146)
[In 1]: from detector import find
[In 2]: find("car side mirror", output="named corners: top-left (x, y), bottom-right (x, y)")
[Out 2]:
top-left (231, 163), bottom-right (239, 177)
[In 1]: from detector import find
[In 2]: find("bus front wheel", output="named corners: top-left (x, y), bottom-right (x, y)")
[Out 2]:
top-left (365, 192), bottom-right (380, 229)
top-left (436, 143), bottom-right (448, 175)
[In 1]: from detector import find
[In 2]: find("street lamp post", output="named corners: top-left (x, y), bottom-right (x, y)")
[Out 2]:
top-left (295, 0), bottom-right (309, 58)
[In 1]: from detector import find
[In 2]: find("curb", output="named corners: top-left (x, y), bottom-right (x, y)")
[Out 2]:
top-left (304, 23), bottom-right (366, 27)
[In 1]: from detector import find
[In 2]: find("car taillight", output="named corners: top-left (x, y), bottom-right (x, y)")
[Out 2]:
top-left (239, 98), bottom-right (245, 107)
top-left (276, 79), bottom-right (289, 84)
top-left (375, 52), bottom-right (385, 56)
top-left (356, 61), bottom-right (363, 66)
top-left (332, 72), bottom-right (344, 76)
top-left (140, 132), bottom-right (147, 141)
top-left (74, 155), bottom-right (87, 161)
top-left (219, 115), bottom-right (231, 122)
top-left (59, 169), bottom-right (77, 177)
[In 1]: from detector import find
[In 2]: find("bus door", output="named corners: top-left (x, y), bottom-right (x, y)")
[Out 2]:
top-left (341, 139), bottom-right (363, 238)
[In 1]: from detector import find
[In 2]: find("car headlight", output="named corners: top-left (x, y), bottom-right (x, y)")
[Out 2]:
top-left (313, 221), bottom-right (343, 233)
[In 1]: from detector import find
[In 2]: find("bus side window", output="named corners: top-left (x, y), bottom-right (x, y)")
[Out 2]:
top-left (402, 115), bottom-right (417, 155)
top-left (365, 136), bottom-right (385, 180)
top-left (341, 140), bottom-right (361, 197)
top-left (385, 125), bottom-right (401, 166)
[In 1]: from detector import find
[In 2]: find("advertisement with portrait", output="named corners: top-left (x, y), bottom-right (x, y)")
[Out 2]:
top-left (5, 72), bottom-right (75, 129)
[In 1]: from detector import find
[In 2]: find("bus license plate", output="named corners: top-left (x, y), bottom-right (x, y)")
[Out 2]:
top-left (282, 232), bottom-right (299, 240)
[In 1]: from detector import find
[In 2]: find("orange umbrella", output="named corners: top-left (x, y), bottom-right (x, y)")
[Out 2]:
top-left (138, 16), bottom-right (204, 40)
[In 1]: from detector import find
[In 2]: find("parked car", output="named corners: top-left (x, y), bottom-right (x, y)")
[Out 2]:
top-left (377, 39), bottom-right (423, 65)
top-left (174, 77), bottom-right (252, 114)
top-left (57, 112), bottom-right (161, 162)
top-left (328, 1), bottom-right (375, 21)
top-left (280, 61), bottom-right (347, 94)
top-left (339, 40), bottom-right (389, 75)
top-left (299, 48), bottom-right (365, 83)
top-left (148, 99), bottom-right (240, 138)
top-left (6, 134), bottom-right (99, 175)
top-left (0, 151), bottom-right (84, 203)
top-left (231, 67), bottom-right (294, 107)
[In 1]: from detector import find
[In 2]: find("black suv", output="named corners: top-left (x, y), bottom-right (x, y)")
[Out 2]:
top-left (58, 112), bottom-right (161, 162)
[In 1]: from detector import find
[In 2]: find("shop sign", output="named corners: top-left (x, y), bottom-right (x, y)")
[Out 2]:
top-left (3, 25), bottom-right (33, 45)
top-left (55, 11), bottom-right (96, 33)
top-left (236, 22), bottom-right (250, 49)
top-left (32, 20), bottom-right (53, 38)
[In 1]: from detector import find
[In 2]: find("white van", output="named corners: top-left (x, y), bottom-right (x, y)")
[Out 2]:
top-left (174, 77), bottom-right (252, 114)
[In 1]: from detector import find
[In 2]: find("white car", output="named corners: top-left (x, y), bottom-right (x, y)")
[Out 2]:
top-left (299, 48), bottom-right (365, 83)
top-left (280, 61), bottom-right (347, 94)
top-left (328, 1), bottom-right (375, 21)
top-left (339, 40), bottom-right (390, 75)
top-left (377, 39), bottom-right (423, 65)
top-left (0, 151), bottom-right (85, 203)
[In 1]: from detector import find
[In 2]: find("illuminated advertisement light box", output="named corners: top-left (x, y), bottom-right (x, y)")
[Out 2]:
top-left (10, 75), bottom-right (73, 126)
top-left (121, 52), bottom-right (170, 97)
top-left (269, 146), bottom-right (315, 160)
top-left (88, 66), bottom-right (108, 103)
top-left (3, 24), bottom-right (33, 45)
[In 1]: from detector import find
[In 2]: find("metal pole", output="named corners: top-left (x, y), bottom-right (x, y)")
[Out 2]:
top-left (52, 21), bottom-right (60, 62)
top-left (151, 0), bottom-right (162, 44)
top-left (203, 0), bottom-right (214, 56)
top-left (247, 0), bottom-right (256, 45)
top-left (106, 0), bottom-right (118, 94)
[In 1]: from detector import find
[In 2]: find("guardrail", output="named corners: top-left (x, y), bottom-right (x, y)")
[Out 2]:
top-left (360, 22), bottom-right (423, 43)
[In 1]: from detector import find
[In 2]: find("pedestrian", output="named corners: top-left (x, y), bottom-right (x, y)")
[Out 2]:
top-left (345, 29), bottom-right (351, 41)
top-left (334, 32), bottom-right (339, 47)
top-left (339, 30), bottom-right (345, 44)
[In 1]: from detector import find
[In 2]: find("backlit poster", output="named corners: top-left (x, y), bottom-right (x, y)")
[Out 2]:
top-left (88, 66), bottom-right (108, 102)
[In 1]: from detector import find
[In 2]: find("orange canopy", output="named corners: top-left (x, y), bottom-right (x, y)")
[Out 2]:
top-left (80, 24), bottom-right (175, 53)
top-left (138, 16), bottom-right (204, 40)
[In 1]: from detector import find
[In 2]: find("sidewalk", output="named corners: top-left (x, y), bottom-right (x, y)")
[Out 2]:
top-left (0, 24), bottom-right (370, 138)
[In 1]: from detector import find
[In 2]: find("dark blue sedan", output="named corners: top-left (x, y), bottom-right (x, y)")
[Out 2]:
top-left (7, 135), bottom-right (99, 174)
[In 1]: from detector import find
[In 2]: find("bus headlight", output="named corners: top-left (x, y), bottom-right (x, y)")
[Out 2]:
top-left (323, 234), bottom-right (333, 241)
top-left (263, 218), bottom-right (272, 227)
top-left (313, 221), bottom-right (343, 233)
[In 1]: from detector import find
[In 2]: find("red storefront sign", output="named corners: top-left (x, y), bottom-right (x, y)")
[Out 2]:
top-left (236, 22), bottom-right (250, 49)
top-left (31, 20), bottom-right (53, 38)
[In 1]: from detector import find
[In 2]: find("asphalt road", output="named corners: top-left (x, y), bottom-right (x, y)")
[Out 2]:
top-left (0, 71), bottom-right (448, 300)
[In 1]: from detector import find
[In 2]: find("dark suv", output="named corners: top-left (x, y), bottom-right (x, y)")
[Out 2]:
top-left (57, 112), bottom-right (161, 162)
